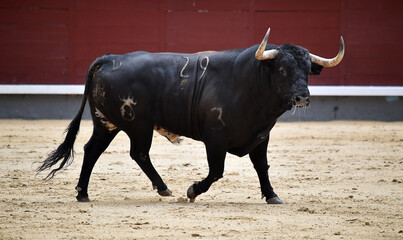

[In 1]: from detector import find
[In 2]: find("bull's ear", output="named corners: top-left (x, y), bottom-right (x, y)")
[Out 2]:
top-left (310, 63), bottom-right (323, 75)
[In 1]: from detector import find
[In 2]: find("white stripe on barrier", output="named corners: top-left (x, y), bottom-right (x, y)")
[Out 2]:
top-left (0, 84), bottom-right (402, 96)
top-left (308, 86), bottom-right (403, 96)
top-left (0, 85), bottom-right (84, 95)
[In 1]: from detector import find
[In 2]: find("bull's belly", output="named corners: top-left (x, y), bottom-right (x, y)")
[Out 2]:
top-left (227, 129), bottom-right (270, 157)
top-left (153, 125), bottom-right (182, 144)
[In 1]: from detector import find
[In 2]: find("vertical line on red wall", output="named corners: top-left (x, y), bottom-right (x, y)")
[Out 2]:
top-left (158, 0), bottom-right (167, 52)
top-left (249, 0), bottom-right (256, 46)
top-left (339, 0), bottom-right (347, 86)
top-left (68, 0), bottom-right (76, 84)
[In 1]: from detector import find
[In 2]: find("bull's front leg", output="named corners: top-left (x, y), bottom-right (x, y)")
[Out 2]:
top-left (187, 135), bottom-right (227, 202)
top-left (249, 136), bottom-right (284, 204)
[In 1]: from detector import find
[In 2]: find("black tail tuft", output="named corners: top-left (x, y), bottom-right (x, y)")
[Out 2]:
top-left (36, 55), bottom-right (106, 179)
top-left (37, 111), bottom-right (83, 179)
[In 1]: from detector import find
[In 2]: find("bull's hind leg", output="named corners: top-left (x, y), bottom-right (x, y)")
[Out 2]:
top-left (126, 123), bottom-right (172, 197)
top-left (76, 127), bottom-right (119, 202)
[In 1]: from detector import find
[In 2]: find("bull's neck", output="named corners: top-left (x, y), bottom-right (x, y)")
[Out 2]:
top-left (233, 51), bottom-right (287, 121)
top-left (255, 68), bottom-right (287, 120)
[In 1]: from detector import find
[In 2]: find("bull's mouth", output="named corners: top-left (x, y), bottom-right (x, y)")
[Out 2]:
top-left (292, 95), bottom-right (310, 108)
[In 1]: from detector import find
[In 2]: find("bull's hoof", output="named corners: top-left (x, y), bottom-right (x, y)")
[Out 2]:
top-left (266, 197), bottom-right (284, 204)
top-left (187, 184), bottom-right (197, 203)
top-left (76, 195), bottom-right (91, 202)
top-left (158, 189), bottom-right (173, 197)
top-left (172, 137), bottom-right (183, 145)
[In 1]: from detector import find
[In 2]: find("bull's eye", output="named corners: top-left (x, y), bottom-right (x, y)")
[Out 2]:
top-left (279, 67), bottom-right (287, 76)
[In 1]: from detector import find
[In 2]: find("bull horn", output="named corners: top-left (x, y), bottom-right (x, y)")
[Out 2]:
top-left (255, 28), bottom-right (279, 60)
top-left (310, 36), bottom-right (345, 67)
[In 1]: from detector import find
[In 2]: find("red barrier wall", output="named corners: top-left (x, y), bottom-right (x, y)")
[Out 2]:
top-left (1, 0), bottom-right (402, 86)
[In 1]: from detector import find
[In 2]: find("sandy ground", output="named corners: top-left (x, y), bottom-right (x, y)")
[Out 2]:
top-left (0, 120), bottom-right (402, 239)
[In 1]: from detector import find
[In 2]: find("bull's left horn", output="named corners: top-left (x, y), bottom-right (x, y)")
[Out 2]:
top-left (255, 28), bottom-right (279, 60)
top-left (310, 37), bottom-right (345, 67)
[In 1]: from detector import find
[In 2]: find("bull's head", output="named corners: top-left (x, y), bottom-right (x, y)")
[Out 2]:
top-left (255, 28), bottom-right (344, 109)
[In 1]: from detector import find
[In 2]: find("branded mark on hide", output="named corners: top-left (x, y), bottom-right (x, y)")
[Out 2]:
top-left (179, 56), bottom-right (210, 80)
top-left (199, 56), bottom-right (209, 79)
top-left (180, 57), bottom-right (190, 78)
top-left (210, 107), bottom-right (225, 130)
top-left (112, 59), bottom-right (122, 71)
top-left (120, 97), bottom-right (137, 121)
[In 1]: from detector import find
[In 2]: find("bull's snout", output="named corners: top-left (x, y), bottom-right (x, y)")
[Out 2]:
top-left (293, 95), bottom-right (310, 107)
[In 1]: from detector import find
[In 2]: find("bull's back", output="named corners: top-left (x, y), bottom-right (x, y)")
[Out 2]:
top-left (88, 52), bottom-right (196, 135)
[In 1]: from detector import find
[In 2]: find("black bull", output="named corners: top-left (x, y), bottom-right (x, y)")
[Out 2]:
top-left (37, 28), bottom-right (344, 204)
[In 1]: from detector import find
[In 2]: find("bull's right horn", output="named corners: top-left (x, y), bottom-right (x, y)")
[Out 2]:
top-left (255, 28), bottom-right (279, 60)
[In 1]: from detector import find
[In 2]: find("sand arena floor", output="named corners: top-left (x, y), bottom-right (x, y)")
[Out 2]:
top-left (0, 120), bottom-right (402, 239)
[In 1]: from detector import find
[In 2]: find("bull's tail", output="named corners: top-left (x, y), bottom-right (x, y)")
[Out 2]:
top-left (37, 58), bottom-right (103, 179)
